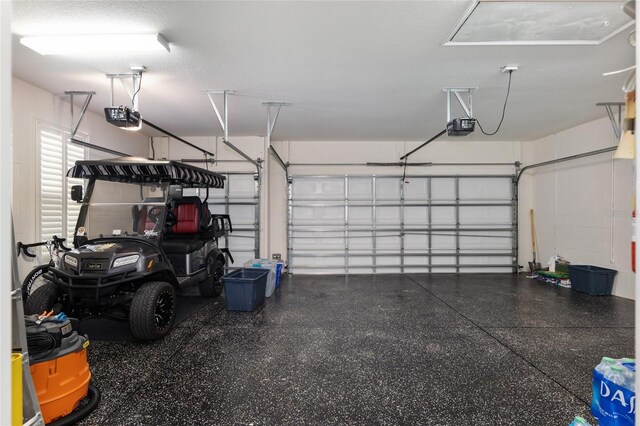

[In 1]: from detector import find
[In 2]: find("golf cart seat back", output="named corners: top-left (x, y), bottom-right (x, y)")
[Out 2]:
top-left (171, 197), bottom-right (211, 234)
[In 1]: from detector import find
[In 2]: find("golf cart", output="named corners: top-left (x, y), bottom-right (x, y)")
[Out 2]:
top-left (25, 157), bottom-right (233, 340)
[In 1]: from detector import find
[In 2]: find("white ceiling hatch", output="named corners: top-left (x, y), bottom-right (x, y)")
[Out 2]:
top-left (446, 1), bottom-right (633, 45)
top-left (10, 1), bottom-right (635, 142)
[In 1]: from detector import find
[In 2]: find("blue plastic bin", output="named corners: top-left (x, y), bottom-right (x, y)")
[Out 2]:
top-left (568, 265), bottom-right (617, 296)
top-left (223, 268), bottom-right (269, 311)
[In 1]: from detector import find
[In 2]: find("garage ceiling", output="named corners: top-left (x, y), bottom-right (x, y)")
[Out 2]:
top-left (10, 1), bottom-right (635, 142)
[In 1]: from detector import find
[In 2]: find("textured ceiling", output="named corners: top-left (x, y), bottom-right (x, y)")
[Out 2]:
top-left (10, 1), bottom-right (635, 141)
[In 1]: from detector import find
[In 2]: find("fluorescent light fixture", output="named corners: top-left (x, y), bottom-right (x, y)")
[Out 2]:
top-left (20, 33), bottom-right (170, 55)
top-left (444, 1), bottom-right (633, 46)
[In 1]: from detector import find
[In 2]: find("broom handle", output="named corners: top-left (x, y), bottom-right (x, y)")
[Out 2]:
top-left (530, 209), bottom-right (537, 261)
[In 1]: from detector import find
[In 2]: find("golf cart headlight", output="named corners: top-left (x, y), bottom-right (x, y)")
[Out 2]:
top-left (64, 255), bottom-right (78, 268)
top-left (112, 254), bottom-right (139, 268)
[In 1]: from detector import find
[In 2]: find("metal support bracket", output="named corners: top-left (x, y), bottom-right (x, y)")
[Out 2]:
top-left (443, 87), bottom-right (477, 122)
top-left (64, 91), bottom-right (95, 138)
top-left (204, 90), bottom-right (260, 169)
top-left (106, 68), bottom-right (144, 110)
top-left (597, 102), bottom-right (625, 140)
top-left (264, 102), bottom-right (291, 140)
top-left (64, 90), bottom-right (133, 157)
top-left (264, 102), bottom-right (291, 180)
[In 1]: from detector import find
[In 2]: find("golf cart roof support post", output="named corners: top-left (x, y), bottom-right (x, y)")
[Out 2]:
top-left (516, 146), bottom-right (617, 183)
top-left (205, 90), bottom-right (260, 170)
top-left (597, 102), bottom-right (625, 141)
top-left (64, 91), bottom-right (95, 139)
top-left (139, 119), bottom-right (215, 157)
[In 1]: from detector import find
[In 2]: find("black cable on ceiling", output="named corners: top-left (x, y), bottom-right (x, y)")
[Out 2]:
top-left (476, 70), bottom-right (513, 136)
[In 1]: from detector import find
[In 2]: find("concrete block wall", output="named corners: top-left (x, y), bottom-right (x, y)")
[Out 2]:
top-left (520, 116), bottom-right (634, 300)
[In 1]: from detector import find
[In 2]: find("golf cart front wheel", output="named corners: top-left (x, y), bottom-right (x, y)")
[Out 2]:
top-left (129, 281), bottom-right (176, 340)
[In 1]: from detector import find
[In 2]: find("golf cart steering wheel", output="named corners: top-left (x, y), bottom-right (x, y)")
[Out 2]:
top-left (148, 207), bottom-right (163, 224)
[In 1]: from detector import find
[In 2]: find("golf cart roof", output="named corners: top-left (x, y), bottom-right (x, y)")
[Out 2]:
top-left (67, 157), bottom-right (225, 188)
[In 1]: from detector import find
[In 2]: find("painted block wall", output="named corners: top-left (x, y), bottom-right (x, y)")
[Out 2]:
top-left (520, 116), bottom-right (634, 300)
top-left (11, 77), bottom-right (149, 279)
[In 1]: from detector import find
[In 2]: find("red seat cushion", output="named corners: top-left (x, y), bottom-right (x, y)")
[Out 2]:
top-left (172, 203), bottom-right (200, 234)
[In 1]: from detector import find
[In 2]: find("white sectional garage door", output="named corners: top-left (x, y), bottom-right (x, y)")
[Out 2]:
top-left (185, 172), bottom-right (260, 266)
top-left (288, 175), bottom-right (517, 274)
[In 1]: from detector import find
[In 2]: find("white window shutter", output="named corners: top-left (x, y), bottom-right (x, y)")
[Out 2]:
top-left (38, 123), bottom-right (85, 244)
top-left (39, 127), bottom-right (64, 240)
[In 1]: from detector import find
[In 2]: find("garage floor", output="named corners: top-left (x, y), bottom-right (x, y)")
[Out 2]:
top-left (79, 274), bottom-right (634, 425)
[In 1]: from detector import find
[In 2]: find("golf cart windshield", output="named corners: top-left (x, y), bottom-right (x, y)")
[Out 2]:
top-left (77, 180), bottom-right (169, 240)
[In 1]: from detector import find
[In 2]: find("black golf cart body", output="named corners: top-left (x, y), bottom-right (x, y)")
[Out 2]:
top-left (32, 157), bottom-right (232, 340)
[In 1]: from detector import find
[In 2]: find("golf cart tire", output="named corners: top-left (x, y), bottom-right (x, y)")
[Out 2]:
top-left (24, 281), bottom-right (61, 315)
top-left (199, 255), bottom-right (225, 298)
top-left (129, 281), bottom-right (176, 341)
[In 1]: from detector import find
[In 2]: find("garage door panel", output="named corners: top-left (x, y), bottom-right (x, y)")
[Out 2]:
top-left (199, 172), bottom-right (259, 265)
top-left (404, 234), bottom-right (428, 250)
top-left (376, 178), bottom-right (400, 200)
top-left (293, 178), bottom-right (344, 199)
top-left (289, 175), bottom-right (515, 274)
top-left (459, 178), bottom-right (511, 200)
top-left (226, 231), bottom-right (257, 251)
top-left (292, 206), bottom-right (344, 223)
top-left (376, 206), bottom-right (401, 224)
top-left (403, 178), bottom-right (428, 199)
top-left (294, 234), bottom-right (345, 250)
top-left (431, 178), bottom-right (456, 200)
top-left (349, 178), bottom-right (373, 199)
top-left (459, 206), bottom-right (511, 225)
top-left (349, 232), bottom-right (374, 250)
top-left (227, 175), bottom-right (257, 198)
top-left (431, 234), bottom-right (455, 250)
top-left (349, 206), bottom-right (372, 224)
top-left (404, 206), bottom-right (428, 225)
top-left (459, 231), bottom-right (512, 250)
top-left (376, 235), bottom-right (400, 249)
top-left (431, 206), bottom-right (456, 225)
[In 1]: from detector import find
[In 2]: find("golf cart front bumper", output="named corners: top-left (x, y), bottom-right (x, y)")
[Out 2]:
top-left (45, 268), bottom-right (146, 306)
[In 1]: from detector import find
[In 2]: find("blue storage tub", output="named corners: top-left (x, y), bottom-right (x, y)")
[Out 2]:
top-left (568, 265), bottom-right (617, 296)
top-left (223, 268), bottom-right (269, 311)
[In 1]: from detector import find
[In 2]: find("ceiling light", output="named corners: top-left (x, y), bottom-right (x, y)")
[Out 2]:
top-left (444, 1), bottom-right (633, 46)
top-left (20, 33), bottom-right (170, 55)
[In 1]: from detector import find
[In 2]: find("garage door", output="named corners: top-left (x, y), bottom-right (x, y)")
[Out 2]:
top-left (288, 174), bottom-right (517, 274)
top-left (187, 172), bottom-right (260, 267)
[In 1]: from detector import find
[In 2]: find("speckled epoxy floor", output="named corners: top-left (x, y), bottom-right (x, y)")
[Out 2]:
top-left (78, 274), bottom-right (634, 425)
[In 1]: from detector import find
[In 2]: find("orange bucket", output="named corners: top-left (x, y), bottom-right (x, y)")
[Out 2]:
top-left (30, 347), bottom-right (91, 424)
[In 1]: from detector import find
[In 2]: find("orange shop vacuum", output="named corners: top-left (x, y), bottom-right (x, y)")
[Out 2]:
top-left (25, 312), bottom-right (100, 425)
